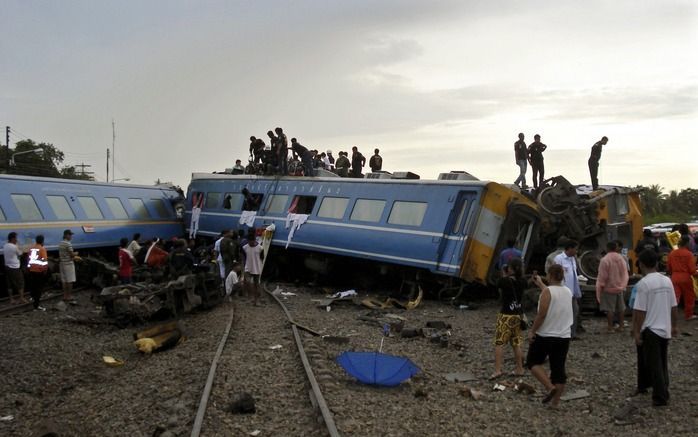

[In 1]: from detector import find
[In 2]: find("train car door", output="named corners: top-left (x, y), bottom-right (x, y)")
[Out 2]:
top-left (435, 191), bottom-right (475, 273)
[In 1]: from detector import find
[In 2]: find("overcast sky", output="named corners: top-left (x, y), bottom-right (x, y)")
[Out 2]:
top-left (1, 0), bottom-right (696, 191)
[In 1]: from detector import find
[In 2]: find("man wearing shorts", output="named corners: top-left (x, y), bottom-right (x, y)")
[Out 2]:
top-left (3, 232), bottom-right (26, 304)
top-left (596, 241), bottom-right (630, 332)
top-left (242, 232), bottom-right (264, 306)
top-left (58, 229), bottom-right (78, 302)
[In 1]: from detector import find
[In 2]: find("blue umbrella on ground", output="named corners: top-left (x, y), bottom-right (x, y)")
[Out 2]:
top-left (336, 350), bottom-right (421, 387)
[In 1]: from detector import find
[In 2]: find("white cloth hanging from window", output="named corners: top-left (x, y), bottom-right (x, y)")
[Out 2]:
top-left (285, 213), bottom-right (309, 248)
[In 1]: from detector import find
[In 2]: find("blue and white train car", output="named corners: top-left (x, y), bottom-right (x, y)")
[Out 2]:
top-left (185, 172), bottom-right (539, 287)
top-left (0, 174), bottom-right (184, 252)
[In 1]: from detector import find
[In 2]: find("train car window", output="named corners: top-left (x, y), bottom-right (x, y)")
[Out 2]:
top-left (242, 193), bottom-right (263, 211)
top-left (11, 194), bottom-right (43, 221)
top-left (205, 192), bottom-right (221, 209)
top-left (105, 197), bottom-right (129, 219)
top-left (614, 195), bottom-right (629, 216)
top-left (388, 201), bottom-right (427, 227)
top-left (223, 193), bottom-right (243, 210)
top-left (452, 200), bottom-right (469, 234)
top-left (77, 196), bottom-right (104, 220)
top-left (150, 199), bottom-right (170, 218)
top-left (288, 196), bottom-right (316, 214)
top-left (267, 195), bottom-right (289, 214)
top-left (350, 199), bottom-right (386, 223)
top-left (0, 206), bottom-right (5, 221)
top-left (128, 198), bottom-right (151, 219)
top-left (46, 195), bottom-right (76, 220)
top-left (317, 197), bottom-right (349, 219)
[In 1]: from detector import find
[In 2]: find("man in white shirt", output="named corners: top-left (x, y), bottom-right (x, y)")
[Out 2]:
top-left (127, 233), bottom-right (142, 257)
top-left (632, 250), bottom-right (678, 407)
top-left (3, 232), bottom-right (26, 304)
top-left (213, 231), bottom-right (226, 285)
top-left (554, 239), bottom-right (582, 338)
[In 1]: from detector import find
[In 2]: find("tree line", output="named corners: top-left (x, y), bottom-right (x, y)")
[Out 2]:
top-left (0, 139), bottom-right (93, 180)
top-left (636, 184), bottom-right (698, 224)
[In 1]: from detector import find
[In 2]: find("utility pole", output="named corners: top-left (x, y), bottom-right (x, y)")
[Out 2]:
top-left (111, 119), bottom-right (116, 182)
top-left (75, 162), bottom-right (93, 179)
top-left (5, 126), bottom-right (9, 173)
top-left (106, 148), bottom-right (110, 182)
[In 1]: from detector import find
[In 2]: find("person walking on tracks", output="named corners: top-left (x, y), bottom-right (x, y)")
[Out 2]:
top-left (554, 239), bottom-right (582, 339)
top-left (58, 229), bottom-right (78, 303)
top-left (26, 234), bottom-right (49, 311)
top-left (588, 136), bottom-right (608, 190)
top-left (632, 249), bottom-right (678, 406)
top-left (526, 265), bottom-right (574, 407)
top-left (242, 230), bottom-right (264, 306)
top-left (596, 241), bottom-right (630, 333)
top-left (527, 134), bottom-right (547, 189)
top-left (491, 258), bottom-right (527, 380)
top-left (3, 232), bottom-right (27, 304)
top-left (513, 133), bottom-right (528, 188)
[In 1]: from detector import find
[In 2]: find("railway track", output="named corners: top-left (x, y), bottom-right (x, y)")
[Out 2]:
top-left (0, 287), bottom-right (86, 316)
top-left (191, 285), bottom-right (339, 436)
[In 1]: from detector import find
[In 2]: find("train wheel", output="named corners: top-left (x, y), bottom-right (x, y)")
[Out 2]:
top-left (536, 186), bottom-right (570, 216)
top-left (578, 250), bottom-right (600, 280)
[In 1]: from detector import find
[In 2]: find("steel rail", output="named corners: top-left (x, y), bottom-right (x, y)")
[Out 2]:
top-left (266, 288), bottom-right (340, 437)
top-left (0, 288), bottom-right (87, 316)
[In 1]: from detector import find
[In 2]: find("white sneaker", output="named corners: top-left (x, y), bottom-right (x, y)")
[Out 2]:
top-left (34, 306), bottom-right (47, 312)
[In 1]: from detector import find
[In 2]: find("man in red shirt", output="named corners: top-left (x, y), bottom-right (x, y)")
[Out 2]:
top-left (596, 241), bottom-right (630, 332)
top-left (667, 235), bottom-right (698, 320)
top-left (118, 237), bottom-right (136, 284)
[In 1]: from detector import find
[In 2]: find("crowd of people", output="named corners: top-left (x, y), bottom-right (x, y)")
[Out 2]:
top-left (491, 224), bottom-right (697, 408)
top-left (513, 133), bottom-right (609, 190)
top-left (236, 127), bottom-right (384, 178)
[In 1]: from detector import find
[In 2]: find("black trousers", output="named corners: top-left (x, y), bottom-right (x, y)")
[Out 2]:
top-left (531, 161), bottom-right (544, 188)
top-left (640, 329), bottom-right (670, 405)
top-left (26, 271), bottom-right (48, 309)
top-left (588, 159), bottom-right (599, 190)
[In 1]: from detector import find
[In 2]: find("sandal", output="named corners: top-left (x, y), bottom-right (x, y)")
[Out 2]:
top-left (488, 372), bottom-right (504, 381)
top-left (542, 388), bottom-right (558, 404)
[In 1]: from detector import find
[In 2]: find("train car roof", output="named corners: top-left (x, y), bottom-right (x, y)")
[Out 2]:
top-left (0, 173), bottom-right (178, 191)
top-left (190, 172), bottom-right (494, 187)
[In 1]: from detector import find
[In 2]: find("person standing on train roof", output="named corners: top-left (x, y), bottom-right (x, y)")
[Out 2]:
top-left (127, 233), bottom-right (142, 257)
top-left (267, 130), bottom-right (279, 172)
top-left (335, 151), bottom-right (350, 177)
top-left (326, 150), bottom-right (335, 169)
top-left (527, 134), bottom-right (547, 189)
top-left (58, 229), bottom-right (78, 303)
top-left (118, 238), bottom-right (136, 284)
top-left (513, 133), bottom-right (528, 189)
top-left (351, 146), bottom-right (366, 178)
top-left (26, 234), bottom-right (49, 311)
top-left (369, 148), bottom-right (383, 172)
top-left (291, 138), bottom-right (314, 177)
top-left (3, 232), bottom-right (27, 305)
top-left (588, 136), bottom-right (608, 190)
top-left (275, 127), bottom-right (289, 176)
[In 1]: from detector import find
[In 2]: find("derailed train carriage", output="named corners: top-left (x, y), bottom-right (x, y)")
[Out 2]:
top-left (0, 174), bottom-right (185, 295)
top-left (185, 171), bottom-right (540, 296)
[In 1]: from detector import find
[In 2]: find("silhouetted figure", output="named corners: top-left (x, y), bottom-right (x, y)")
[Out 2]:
top-left (267, 130), bottom-right (279, 172)
top-left (369, 148), bottom-right (383, 172)
top-left (249, 136), bottom-right (265, 164)
top-left (275, 127), bottom-right (288, 175)
top-left (588, 136), bottom-right (608, 190)
top-left (291, 138), bottom-right (313, 176)
top-left (351, 146), bottom-right (365, 178)
top-left (335, 151), bottom-right (350, 177)
top-left (513, 133), bottom-right (528, 188)
top-left (527, 134), bottom-right (547, 189)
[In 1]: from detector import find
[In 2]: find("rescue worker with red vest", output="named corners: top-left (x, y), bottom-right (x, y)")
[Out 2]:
top-left (27, 234), bottom-right (49, 311)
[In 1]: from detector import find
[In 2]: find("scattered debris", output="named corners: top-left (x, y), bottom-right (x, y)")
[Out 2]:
top-left (54, 301), bottom-right (67, 312)
top-left (561, 389), bottom-right (590, 401)
top-left (134, 321), bottom-right (185, 354)
top-left (230, 392), bottom-right (256, 414)
top-left (249, 431), bottom-right (261, 436)
top-left (460, 386), bottom-right (484, 400)
top-left (360, 287), bottom-right (423, 310)
top-left (591, 352), bottom-right (605, 359)
top-left (269, 344), bottom-right (283, 350)
top-left (514, 381), bottom-right (536, 394)
top-left (336, 351), bottom-right (420, 386)
top-left (493, 383), bottom-right (506, 391)
top-left (331, 289), bottom-right (357, 299)
top-left (400, 328), bottom-right (420, 338)
top-left (426, 321), bottom-right (451, 330)
top-left (102, 356), bottom-right (125, 367)
top-left (0, 415), bottom-right (14, 422)
top-left (413, 387), bottom-right (429, 398)
top-left (444, 372), bottom-right (477, 383)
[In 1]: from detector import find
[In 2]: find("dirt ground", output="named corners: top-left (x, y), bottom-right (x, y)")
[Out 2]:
top-left (1, 285), bottom-right (697, 436)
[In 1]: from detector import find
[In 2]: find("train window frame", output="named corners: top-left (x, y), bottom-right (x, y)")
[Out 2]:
top-left (128, 198), bottom-right (151, 219)
top-left (105, 197), bottom-right (129, 219)
top-left (11, 194), bottom-right (43, 221)
top-left (77, 196), bottom-right (104, 220)
top-left (317, 197), bottom-right (349, 219)
top-left (452, 199), bottom-right (470, 234)
top-left (350, 199), bottom-right (386, 223)
top-left (46, 195), bottom-right (76, 220)
top-left (267, 195), bottom-right (289, 215)
top-left (289, 195), bottom-right (317, 215)
top-left (223, 193), bottom-right (244, 211)
top-left (149, 198), bottom-right (170, 218)
top-left (205, 192), bottom-right (221, 209)
top-left (0, 206), bottom-right (5, 221)
top-left (388, 201), bottom-right (427, 227)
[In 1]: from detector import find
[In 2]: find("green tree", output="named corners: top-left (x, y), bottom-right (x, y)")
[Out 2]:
top-left (4, 139), bottom-right (93, 180)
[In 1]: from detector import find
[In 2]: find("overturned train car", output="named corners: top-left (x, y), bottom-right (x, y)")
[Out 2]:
top-left (185, 172), bottom-right (539, 294)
